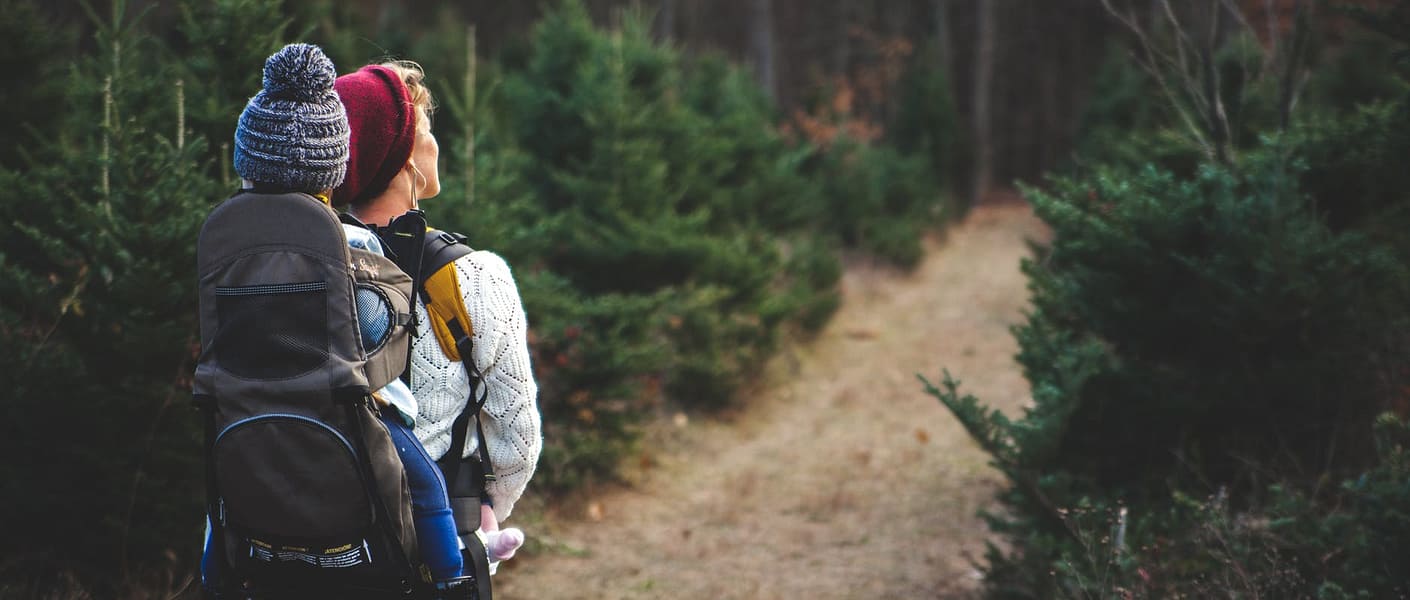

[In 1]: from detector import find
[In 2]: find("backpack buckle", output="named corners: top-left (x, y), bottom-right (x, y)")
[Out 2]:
top-left (436, 231), bottom-right (460, 247)
top-left (432, 575), bottom-right (477, 600)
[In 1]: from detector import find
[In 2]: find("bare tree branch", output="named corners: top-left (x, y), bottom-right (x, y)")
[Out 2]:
top-left (1162, 0), bottom-right (1216, 132)
top-left (1202, 0), bottom-right (1232, 163)
top-left (1100, 0), bottom-right (1313, 164)
top-left (1278, 0), bottom-right (1312, 130)
top-left (1100, 0), bottom-right (1217, 160)
top-left (1219, 0), bottom-right (1277, 75)
top-left (1214, 0), bottom-right (1267, 119)
top-left (1264, 0), bottom-right (1278, 56)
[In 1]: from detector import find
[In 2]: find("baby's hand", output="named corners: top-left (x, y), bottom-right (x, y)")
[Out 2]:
top-left (485, 528), bottom-right (524, 561)
top-left (478, 503), bottom-right (524, 562)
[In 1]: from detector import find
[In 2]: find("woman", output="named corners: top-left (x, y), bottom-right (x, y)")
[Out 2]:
top-left (332, 61), bottom-right (541, 570)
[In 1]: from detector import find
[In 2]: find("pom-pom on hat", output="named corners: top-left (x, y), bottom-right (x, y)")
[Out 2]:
top-left (233, 43), bottom-right (349, 192)
top-left (331, 65), bottom-right (416, 207)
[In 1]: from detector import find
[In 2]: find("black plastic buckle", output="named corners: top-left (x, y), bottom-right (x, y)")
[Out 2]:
top-left (433, 575), bottom-right (478, 600)
top-left (436, 231), bottom-right (460, 247)
top-left (332, 386), bottom-right (372, 406)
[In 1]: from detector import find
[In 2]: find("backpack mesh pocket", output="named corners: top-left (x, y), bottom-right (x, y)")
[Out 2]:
top-left (354, 284), bottom-right (394, 356)
top-left (215, 282), bottom-right (329, 379)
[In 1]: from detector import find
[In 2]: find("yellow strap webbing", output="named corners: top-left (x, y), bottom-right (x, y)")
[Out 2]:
top-left (422, 260), bottom-right (474, 362)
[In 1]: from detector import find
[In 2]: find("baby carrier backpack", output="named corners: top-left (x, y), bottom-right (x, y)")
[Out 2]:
top-left (370, 211), bottom-right (497, 600)
top-left (193, 190), bottom-right (422, 599)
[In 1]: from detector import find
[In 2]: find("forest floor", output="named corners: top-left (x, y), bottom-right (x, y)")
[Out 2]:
top-left (498, 196), bottom-right (1049, 599)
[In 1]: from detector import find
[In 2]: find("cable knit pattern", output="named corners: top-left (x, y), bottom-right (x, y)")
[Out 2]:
top-left (410, 250), bottom-right (541, 522)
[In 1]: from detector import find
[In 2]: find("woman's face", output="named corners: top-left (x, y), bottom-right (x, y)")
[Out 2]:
top-left (410, 107), bottom-right (440, 201)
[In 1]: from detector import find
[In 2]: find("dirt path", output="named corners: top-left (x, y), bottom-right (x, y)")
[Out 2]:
top-left (498, 201), bottom-right (1048, 599)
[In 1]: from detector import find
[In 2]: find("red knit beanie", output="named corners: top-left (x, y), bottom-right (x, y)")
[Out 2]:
top-left (331, 65), bottom-right (416, 207)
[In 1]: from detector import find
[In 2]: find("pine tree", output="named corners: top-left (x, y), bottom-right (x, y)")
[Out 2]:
top-left (927, 2), bottom-right (1410, 596)
top-left (446, 1), bottom-right (843, 490)
top-left (0, 1), bottom-right (224, 592)
top-left (172, 0), bottom-right (293, 184)
top-left (0, 0), bottom-right (76, 168)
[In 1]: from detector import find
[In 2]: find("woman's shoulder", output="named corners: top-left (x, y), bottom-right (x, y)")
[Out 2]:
top-left (452, 249), bottom-right (525, 324)
top-left (454, 248), bottom-right (518, 284)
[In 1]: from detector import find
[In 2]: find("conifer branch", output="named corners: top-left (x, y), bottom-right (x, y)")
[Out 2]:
top-left (610, 25), bottom-right (625, 203)
top-left (102, 76), bottom-right (113, 204)
top-left (175, 79), bottom-right (184, 151)
top-left (119, 343), bottom-right (190, 584)
top-left (221, 141), bottom-right (230, 187)
top-left (465, 25), bottom-right (476, 207)
top-left (26, 264), bottom-right (91, 372)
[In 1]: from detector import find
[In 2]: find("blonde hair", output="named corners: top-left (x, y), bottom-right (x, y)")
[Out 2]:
top-left (377, 60), bottom-right (435, 124)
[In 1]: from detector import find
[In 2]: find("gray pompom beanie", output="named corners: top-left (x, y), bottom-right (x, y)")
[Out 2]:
top-left (233, 43), bottom-right (350, 192)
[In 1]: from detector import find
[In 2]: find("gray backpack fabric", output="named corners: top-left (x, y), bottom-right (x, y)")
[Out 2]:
top-left (194, 190), bottom-right (421, 596)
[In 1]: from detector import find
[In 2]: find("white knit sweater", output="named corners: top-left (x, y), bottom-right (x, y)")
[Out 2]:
top-left (409, 250), bottom-right (541, 522)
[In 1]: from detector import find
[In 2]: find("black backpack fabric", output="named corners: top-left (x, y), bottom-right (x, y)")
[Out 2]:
top-left (194, 190), bottom-right (422, 598)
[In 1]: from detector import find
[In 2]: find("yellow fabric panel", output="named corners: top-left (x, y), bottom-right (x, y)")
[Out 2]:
top-left (422, 260), bottom-right (475, 362)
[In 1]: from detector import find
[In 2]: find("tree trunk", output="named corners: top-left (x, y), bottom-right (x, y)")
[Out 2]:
top-left (834, 0), bottom-right (853, 79)
top-left (465, 24), bottom-right (476, 208)
top-left (1041, 7), bottom-right (1062, 174)
top-left (933, 0), bottom-right (953, 71)
top-left (750, 0), bottom-right (777, 100)
top-left (657, 0), bottom-right (677, 42)
top-left (972, 0), bottom-right (996, 203)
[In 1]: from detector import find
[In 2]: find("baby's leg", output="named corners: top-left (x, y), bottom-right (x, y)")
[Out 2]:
top-left (200, 517), bottom-right (223, 593)
top-left (380, 412), bottom-right (463, 579)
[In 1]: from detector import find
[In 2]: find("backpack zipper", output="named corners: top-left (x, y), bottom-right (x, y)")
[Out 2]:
top-left (214, 412), bottom-right (377, 529)
top-left (215, 413), bottom-right (357, 457)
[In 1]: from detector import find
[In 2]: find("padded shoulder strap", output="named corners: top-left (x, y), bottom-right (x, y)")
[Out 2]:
top-left (419, 230), bottom-right (474, 361)
top-left (420, 230), bottom-right (496, 600)
top-left (421, 229), bottom-right (473, 280)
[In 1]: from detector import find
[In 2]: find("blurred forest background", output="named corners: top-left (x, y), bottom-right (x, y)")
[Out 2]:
top-left (2, 0), bottom-right (1410, 597)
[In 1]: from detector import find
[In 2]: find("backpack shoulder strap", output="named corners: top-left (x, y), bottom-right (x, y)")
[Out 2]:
top-left (419, 230), bottom-right (496, 600)
top-left (417, 229), bottom-right (488, 478)
top-left (419, 229), bottom-right (475, 362)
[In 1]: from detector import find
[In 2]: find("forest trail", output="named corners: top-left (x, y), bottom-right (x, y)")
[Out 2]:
top-left (498, 199), bottom-right (1048, 599)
